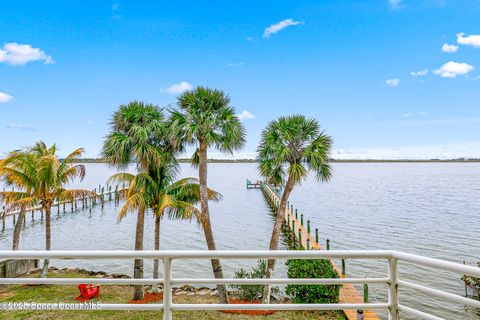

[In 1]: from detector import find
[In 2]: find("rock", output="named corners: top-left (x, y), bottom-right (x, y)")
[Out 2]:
top-left (197, 289), bottom-right (211, 296)
top-left (66, 267), bottom-right (76, 272)
top-left (180, 285), bottom-right (194, 292)
top-left (187, 292), bottom-right (195, 296)
top-left (210, 290), bottom-right (218, 296)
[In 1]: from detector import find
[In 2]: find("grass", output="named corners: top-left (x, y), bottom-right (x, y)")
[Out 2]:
top-left (0, 270), bottom-right (345, 320)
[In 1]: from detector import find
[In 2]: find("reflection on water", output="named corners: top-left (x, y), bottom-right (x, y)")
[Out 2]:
top-left (1, 162), bottom-right (479, 319)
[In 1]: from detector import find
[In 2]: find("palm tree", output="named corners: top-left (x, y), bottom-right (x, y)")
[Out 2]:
top-left (0, 142), bottom-right (93, 277)
top-left (257, 115), bottom-right (333, 303)
top-left (108, 164), bottom-right (222, 292)
top-left (0, 151), bottom-right (37, 250)
top-left (102, 101), bottom-right (168, 301)
top-left (170, 86), bottom-right (246, 303)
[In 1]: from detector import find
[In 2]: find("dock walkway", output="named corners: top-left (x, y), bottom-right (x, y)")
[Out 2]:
top-left (1, 185), bottom-right (127, 230)
top-left (259, 182), bottom-right (381, 320)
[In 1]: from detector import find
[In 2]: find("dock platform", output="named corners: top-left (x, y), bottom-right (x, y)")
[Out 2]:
top-left (260, 182), bottom-right (381, 320)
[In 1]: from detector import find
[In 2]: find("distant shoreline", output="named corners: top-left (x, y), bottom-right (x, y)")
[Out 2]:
top-left (73, 158), bottom-right (480, 163)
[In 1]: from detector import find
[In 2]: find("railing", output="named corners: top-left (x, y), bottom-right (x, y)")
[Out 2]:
top-left (0, 250), bottom-right (479, 320)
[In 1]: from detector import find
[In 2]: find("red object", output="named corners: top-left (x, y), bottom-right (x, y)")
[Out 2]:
top-left (75, 284), bottom-right (100, 301)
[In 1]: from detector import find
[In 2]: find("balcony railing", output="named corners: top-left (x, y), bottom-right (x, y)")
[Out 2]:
top-left (1, 250), bottom-right (479, 320)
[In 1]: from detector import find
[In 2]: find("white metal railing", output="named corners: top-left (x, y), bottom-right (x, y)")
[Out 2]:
top-left (0, 250), bottom-right (479, 320)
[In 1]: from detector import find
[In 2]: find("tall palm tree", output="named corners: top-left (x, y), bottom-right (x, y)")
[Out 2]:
top-left (108, 165), bottom-right (222, 292)
top-left (102, 101), bottom-right (168, 301)
top-left (170, 86), bottom-right (246, 303)
top-left (257, 115), bottom-right (333, 303)
top-left (0, 142), bottom-right (93, 277)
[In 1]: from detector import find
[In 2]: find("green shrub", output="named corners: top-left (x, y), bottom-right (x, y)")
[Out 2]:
top-left (230, 260), bottom-right (279, 301)
top-left (465, 262), bottom-right (480, 299)
top-left (286, 258), bottom-right (341, 304)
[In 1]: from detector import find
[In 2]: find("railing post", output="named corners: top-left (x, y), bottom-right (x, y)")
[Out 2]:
top-left (315, 228), bottom-right (319, 245)
top-left (388, 257), bottom-right (399, 320)
top-left (363, 284), bottom-right (369, 303)
top-left (326, 239), bottom-right (330, 250)
top-left (295, 209), bottom-right (298, 220)
top-left (307, 220), bottom-right (310, 234)
top-left (300, 214), bottom-right (304, 226)
top-left (341, 259), bottom-right (346, 276)
top-left (163, 257), bottom-right (173, 320)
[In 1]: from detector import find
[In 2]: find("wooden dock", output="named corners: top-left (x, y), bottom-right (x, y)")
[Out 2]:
top-left (0, 184), bottom-right (127, 231)
top-left (260, 182), bottom-right (381, 320)
top-left (246, 179), bottom-right (262, 189)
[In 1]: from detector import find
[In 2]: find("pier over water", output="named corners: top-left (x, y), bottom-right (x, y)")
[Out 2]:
top-left (257, 181), bottom-right (381, 320)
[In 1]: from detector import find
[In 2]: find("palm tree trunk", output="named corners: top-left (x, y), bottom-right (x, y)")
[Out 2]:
top-left (133, 207), bottom-right (145, 300)
top-left (40, 205), bottom-right (51, 278)
top-left (12, 207), bottom-right (26, 250)
top-left (262, 173), bottom-right (295, 303)
top-left (151, 215), bottom-right (160, 294)
top-left (198, 142), bottom-right (228, 304)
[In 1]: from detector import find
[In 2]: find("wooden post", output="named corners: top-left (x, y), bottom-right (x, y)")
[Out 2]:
top-left (295, 209), bottom-right (298, 220)
top-left (63, 202), bottom-right (66, 213)
top-left (463, 260), bottom-right (468, 297)
top-left (13, 214), bottom-right (16, 226)
top-left (326, 239), bottom-right (330, 250)
top-left (306, 238), bottom-right (310, 250)
top-left (315, 228), bottom-right (319, 245)
top-left (291, 204), bottom-right (293, 213)
top-left (342, 259), bottom-right (346, 276)
top-left (307, 220), bottom-right (310, 234)
top-left (2, 206), bottom-right (5, 231)
top-left (300, 214), bottom-right (304, 226)
top-left (298, 229), bottom-right (302, 248)
top-left (31, 209), bottom-right (34, 222)
top-left (287, 214), bottom-right (290, 226)
top-left (363, 284), bottom-right (369, 303)
top-left (291, 222), bottom-right (295, 241)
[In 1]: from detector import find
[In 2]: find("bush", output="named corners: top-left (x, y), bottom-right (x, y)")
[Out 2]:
top-left (286, 258), bottom-right (340, 304)
top-left (230, 260), bottom-right (278, 301)
top-left (465, 262), bottom-right (480, 299)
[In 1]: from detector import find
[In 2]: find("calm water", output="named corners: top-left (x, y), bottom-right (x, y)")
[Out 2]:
top-left (1, 162), bottom-right (479, 319)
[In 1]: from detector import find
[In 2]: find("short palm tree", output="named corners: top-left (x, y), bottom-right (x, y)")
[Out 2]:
top-left (257, 115), bottom-right (333, 303)
top-left (0, 142), bottom-right (93, 277)
top-left (102, 101), bottom-right (168, 301)
top-left (0, 150), bottom-right (37, 250)
top-left (170, 86), bottom-right (246, 303)
top-left (109, 163), bottom-right (221, 292)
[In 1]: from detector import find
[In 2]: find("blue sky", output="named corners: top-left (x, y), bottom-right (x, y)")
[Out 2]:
top-left (1, 0), bottom-right (480, 159)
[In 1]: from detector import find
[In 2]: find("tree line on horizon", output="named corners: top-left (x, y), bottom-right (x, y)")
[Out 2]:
top-left (0, 86), bottom-right (333, 303)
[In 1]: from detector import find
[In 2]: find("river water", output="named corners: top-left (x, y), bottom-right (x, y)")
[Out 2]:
top-left (0, 162), bottom-right (479, 319)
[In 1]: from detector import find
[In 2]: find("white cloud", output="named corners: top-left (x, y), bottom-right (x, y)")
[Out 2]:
top-left (442, 43), bottom-right (458, 53)
top-left (227, 62), bottom-right (245, 67)
top-left (84, 120), bottom-right (94, 125)
top-left (263, 19), bottom-right (303, 38)
top-left (6, 123), bottom-right (36, 131)
top-left (236, 110), bottom-right (255, 121)
top-left (457, 33), bottom-right (480, 48)
top-left (385, 78), bottom-right (400, 87)
top-left (0, 92), bottom-right (13, 103)
top-left (433, 61), bottom-right (474, 78)
top-left (388, 0), bottom-right (404, 9)
top-left (163, 81), bottom-right (193, 94)
top-left (402, 111), bottom-right (427, 118)
top-left (0, 43), bottom-right (54, 66)
top-left (410, 69), bottom-right (428, 77)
